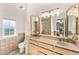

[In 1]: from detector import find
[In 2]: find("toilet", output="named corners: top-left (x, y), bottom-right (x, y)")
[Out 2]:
top-left (18, 41), bottom-right (26, 53)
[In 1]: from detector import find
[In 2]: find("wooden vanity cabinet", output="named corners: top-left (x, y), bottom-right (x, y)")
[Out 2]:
top-left (38, 47), bottom-right (53, 55)
top-left (29, 38), bottom-right (59, 55)
top-left (29, 39), bottom-right (39, 55)
top-left (29, 44), bottom-right (39, 55)
top-left (28, 37), bottom-right (79, 55)
top-left (28, 38), bottom-right (59, 55)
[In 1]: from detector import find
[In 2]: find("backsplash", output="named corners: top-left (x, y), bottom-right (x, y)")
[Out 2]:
top-left (41, 17), bottom-right (51, 35)
top-left (0, 32), bottom-right (25, 55)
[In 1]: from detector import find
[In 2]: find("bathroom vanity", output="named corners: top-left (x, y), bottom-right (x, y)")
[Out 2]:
top-left (28, 4), bottom-right (79, 55)
top-left (28, 35), bottom-right (79, 55)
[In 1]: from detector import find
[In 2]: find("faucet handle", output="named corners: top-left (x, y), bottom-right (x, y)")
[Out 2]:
top-left (72, 36), bottom-right (78, 40)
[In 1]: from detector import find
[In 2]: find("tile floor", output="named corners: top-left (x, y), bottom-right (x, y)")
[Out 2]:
top-left (8, 49), bottom-right (25, 55)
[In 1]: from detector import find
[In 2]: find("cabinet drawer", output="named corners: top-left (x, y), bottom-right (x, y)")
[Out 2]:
top-left (39, 47), bottom-right (53, 55)
top-left (54, 53), bottom-right (60, 55)
top-left (29, 44), bottom-right (38, 55)
top-left (39, 51), bottom-right (47, 55)
top-left (39, 52), bottom-right (45, 55)
top-left (54, 46), bottom-right (79, 55)
top-left (39, 42), bottom-right (53, 50)
top-left (29, 40), bottom-right (38, 45)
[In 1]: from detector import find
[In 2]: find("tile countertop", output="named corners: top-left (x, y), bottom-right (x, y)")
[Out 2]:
top-left (30, 35), bottom-right (79, 53)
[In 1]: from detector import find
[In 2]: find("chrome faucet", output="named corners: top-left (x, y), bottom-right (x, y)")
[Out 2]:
top-left (72, 36), bottom-right (78, 40)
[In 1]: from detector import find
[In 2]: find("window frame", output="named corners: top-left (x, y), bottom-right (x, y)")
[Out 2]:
top-left (2, 19), bottom-right (17, 38)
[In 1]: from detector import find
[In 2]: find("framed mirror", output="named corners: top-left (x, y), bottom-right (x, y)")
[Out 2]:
top-left (40, 8), bottom-right (65, 37)
top-left (30, 16), bottom-right (40, 36)
top-left (67, 4), bottom-right (78, 37)
top-left (30, 4), bottom-right (79, 37)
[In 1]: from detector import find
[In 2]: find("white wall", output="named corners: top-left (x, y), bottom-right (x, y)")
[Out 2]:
top-left (25, 4), bottom-right (38, 35)
top-left (0, 4), bottom-right (26, 34)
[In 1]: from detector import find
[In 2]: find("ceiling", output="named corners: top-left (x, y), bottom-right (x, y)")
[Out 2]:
top-left (0, 3), bottom-right (76, 11)
top-left (28, 3), bottom-right (76, 13)
top-left (0, 3), bottom-right (76, 15)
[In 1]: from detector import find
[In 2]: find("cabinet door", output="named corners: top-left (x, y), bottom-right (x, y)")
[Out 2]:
top-left (39, 47), bottom-right (53, 55)
top-left (54, 46), bottom-right (79, 55)
top-left (54, 52), bottom-right (61, 55)
top-left (29, 44), bottom-right (39, 55)
top-left (39, 51), bottom-right (47, 55)
top-left (39, 42), bottom-right (53, 51)
top-left (29, 40), bottom-right (38, 45)
top-left (54, 53), bottom-right (59, 55)
top-left (38, 38), bottom-right (54, 55)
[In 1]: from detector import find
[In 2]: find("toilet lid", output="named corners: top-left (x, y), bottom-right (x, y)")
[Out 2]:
top-left (18, 42), bottom-right (26, 48)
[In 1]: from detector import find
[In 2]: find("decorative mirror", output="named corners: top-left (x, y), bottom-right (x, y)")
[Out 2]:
top-left (30, 16), bottom-right (40, 36)
top-left (67, 4), bottom-right (78, 37)
top-left (40, 8), bottom-right (65, 37)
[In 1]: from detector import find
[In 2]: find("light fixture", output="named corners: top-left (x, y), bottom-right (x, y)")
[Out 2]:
top-left (40, 8), bottom-right (63, 18)
top-left (40, 12), bottom-right (50, 18)
top-left (35, 17), bottom-right (39, 21)
top-left (50, 8), bottom-right (63, 16)
top-left (18, 4), bottom-right (25, 10)
top-left (67, 7), bottom-right (78, 17)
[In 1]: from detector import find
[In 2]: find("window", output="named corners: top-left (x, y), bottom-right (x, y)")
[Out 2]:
top-left (3, 19), bottom-right (16, 37)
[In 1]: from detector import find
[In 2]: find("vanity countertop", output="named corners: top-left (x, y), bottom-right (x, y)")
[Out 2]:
top-left (40, 34), bottom-right (71, 39)
top-left (30, 35), bottom-right (79, 53)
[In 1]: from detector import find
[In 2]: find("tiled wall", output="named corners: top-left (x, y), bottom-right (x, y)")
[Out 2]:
top-left (41, 17), bottom-right (51, 35)
top-left (0, 33), bottom-right (25, 55)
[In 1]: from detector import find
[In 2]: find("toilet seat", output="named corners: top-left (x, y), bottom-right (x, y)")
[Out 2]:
top-left (18, 42), bottom-right (26, 48)
top-left (18, 41), bottom-right (26, 53)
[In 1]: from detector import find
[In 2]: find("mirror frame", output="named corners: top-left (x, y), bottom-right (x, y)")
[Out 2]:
top-left (66, 4), bottom-right (79, 37)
